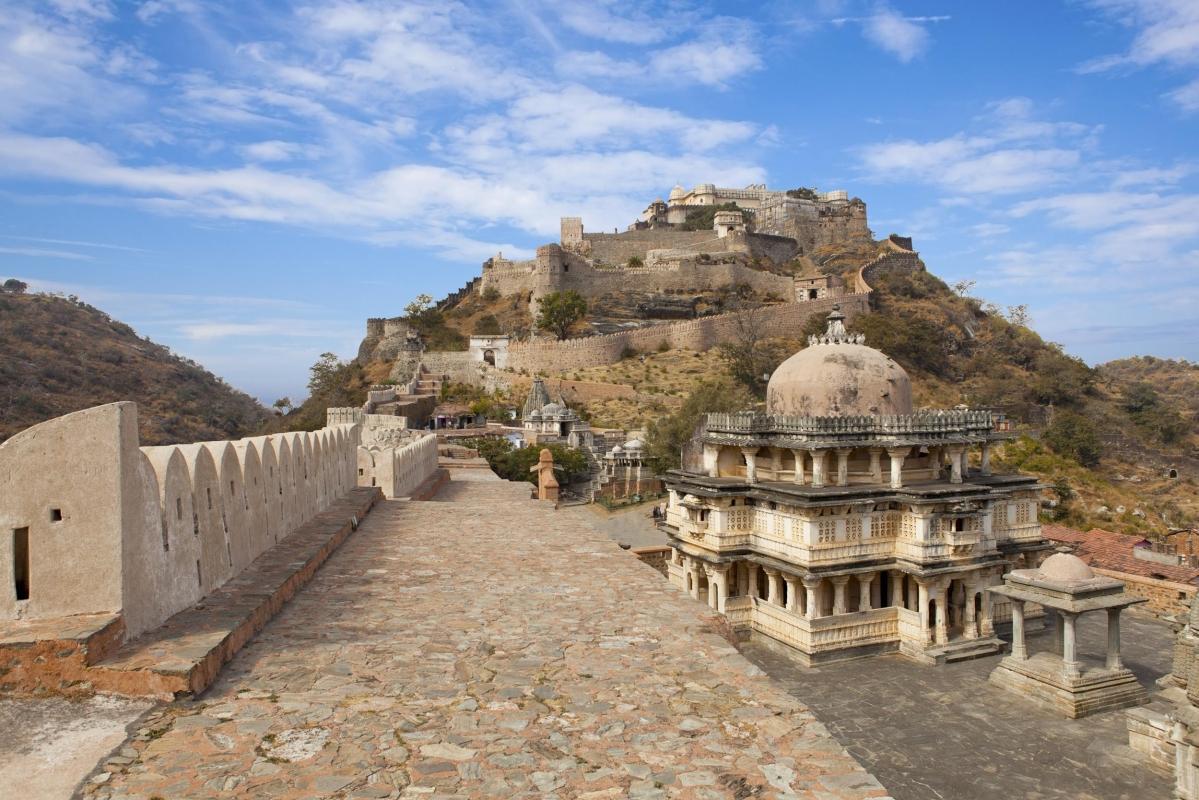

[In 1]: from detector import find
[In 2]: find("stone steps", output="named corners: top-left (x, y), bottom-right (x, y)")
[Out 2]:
top-left (927, 636), bottom-right (1004, 665)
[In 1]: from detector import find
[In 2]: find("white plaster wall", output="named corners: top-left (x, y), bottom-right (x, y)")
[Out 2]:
top-left (0, 403), bottom-right (364, 638)
top-left (0, 403), bottom-right (133, 620)
top-left (356, 434), bottom-right (439, 499)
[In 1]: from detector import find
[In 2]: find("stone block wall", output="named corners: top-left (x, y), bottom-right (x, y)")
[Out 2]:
top-left (1093, 567), bottom-right (1197, 619)
top-left (507, 294), bottom-right (868, 374)
top-left (854, 250), bottom-right (924, 293)
top-left (0, 402), bottom-right (369, 640)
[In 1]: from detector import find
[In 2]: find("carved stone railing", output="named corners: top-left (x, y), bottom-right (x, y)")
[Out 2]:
top-left (704, 409), bottom-right (998, 439)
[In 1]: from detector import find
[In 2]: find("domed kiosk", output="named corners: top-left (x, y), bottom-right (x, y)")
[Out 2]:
top-left (987, 549), bottom-right (1147, 718)
top-left (766, 306), bottom-right (912, 417)
top-left (661, 306), bottom-right (1051, 667)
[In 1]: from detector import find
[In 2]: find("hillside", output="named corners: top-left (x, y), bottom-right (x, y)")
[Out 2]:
top-left (0, 290), bottom-right (269, 445)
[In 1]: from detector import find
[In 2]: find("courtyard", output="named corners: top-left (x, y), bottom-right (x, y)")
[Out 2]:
top-left (741, 611), bottom-right (1174, 800)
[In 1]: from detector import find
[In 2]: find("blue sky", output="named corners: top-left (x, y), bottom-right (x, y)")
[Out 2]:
top-left (2, 0), bottom-right (1197, 404)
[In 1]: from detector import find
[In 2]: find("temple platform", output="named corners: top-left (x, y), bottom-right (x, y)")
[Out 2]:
top-left (989, 651), bottom-right (1148, 718)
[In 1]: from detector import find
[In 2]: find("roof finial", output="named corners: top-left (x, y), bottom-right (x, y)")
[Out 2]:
top-left (807, 304), bottom-right (867, 346)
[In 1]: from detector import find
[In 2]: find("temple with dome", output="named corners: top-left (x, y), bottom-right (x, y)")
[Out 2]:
top-left (662, 307), bottom-right (1052, 665)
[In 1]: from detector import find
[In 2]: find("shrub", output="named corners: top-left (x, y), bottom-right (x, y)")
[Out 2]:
top-left (1043, 411), bottom-right (1101, 467)
top-left (627, 256), bottom-right (644, 268)
top-left (482, 286), bottom-right (500, 302)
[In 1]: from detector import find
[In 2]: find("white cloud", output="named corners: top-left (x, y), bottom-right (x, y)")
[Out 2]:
top-left (1080, 0), bottom-right (1199, 111)
top-left (0, 245), bottom-right (93, 260)
top-left (970, 223), bottom-right (1009, 238)
top-left (555, 1), bottom-right (671, 45)
top-left (860, 5), bottom-right (932, 63)
top-left (240, 140), bottom-right (318, 162)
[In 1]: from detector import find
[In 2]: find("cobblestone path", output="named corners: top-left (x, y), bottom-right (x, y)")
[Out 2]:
top-left (85, 478), bottom-right (888, 799)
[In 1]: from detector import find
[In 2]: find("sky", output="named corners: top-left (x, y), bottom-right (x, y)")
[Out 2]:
top-left (1, 0), bottom-right (1197, 404)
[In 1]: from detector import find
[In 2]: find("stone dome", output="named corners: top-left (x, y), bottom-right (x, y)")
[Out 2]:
top-left (766, 307), bottom-right (913, 417)
top-left (668, 184), bottom-right (686, 202)
top-left (624, 438), bottom-right (644, 450)
top-left (1039, 553), bottom-right (1095, 582)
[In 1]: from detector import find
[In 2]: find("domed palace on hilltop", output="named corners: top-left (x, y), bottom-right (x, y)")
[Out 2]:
top-left (662, 307), bottom-right (1053, 665)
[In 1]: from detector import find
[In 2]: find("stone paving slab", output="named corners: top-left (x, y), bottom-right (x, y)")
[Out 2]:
top-left (83, 477), bottom-right (889, 799)
top-left (740, 612), bottom-right (1174, 800)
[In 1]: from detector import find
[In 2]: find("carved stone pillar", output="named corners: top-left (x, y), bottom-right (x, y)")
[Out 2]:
top-left (791, 450), bottom-right (806, 484)
top-left (887, 447), bottom-right (910, 489)
top-left (980, 442), bottom-right (992, 476)
top-left (711, 565), bottom-right (729, 613)
top-left (831, 575), bottom-right (850, 615)
top-left (934, 583), bottom-right (949, 644)
top-left (927, 446), bottom-right (941, 480)
top-left (803, 576), bottom-right (821, 619)
top-left (1062, 612), bottom-right (1081, 678)
top-left (868, 448), bottom-right (884, 483)
top-left (811, 450), bottom-right (827, 488)
top-left (858, 573), bottom-right (873, 612)
top-left (889, 570), bottom-right (906, 608)
top-left (764, 568), bottom-right (781, 606)
top-left (741, 447), bottom-right (760, 484)
top-left (964, 587), bottom-right (978, 639)
top-left (946, 445), bottom-right (965, 484)
top-left (835, 448), bottom-right (852, 487)
top-left (1010, 599), bottom-right (1027, 660)
top-left (784, 575), bottom-right (799, 613)
top-left (747, 563), bottom-right (759, 601)
top-left (1106, 607), bottom-right (1123, 670)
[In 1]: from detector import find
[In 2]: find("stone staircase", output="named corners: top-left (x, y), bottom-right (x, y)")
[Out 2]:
top-left (414, 365), bottom-right (444, 397)
top-left (923, 636), bottom-right (1005, 665)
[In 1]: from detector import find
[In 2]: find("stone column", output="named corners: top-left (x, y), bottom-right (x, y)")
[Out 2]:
top-left (712, 565), bottom-right (729, 613)
top-left (889, 570), bottom-right (906, 608)
top-left (1050, 610), bottom-right (1063, 656)
top-left (980, 581), bottom-right (996, 636)
top-left (803, 576), bottom-right (821, 619)
top-left (784, 576), bottom-right (799, 613)
top-left (741, 447), bottom-right (760, 484)
top-left (1106, 608), bottom-right (1123, 670)
top-left (964, 587), bottom-right (978, 639)
top-left (1010, 600), bottom-right (1027, 660)
top-left (747, 564), bottom-right (759, 601)
top-left (980, 442), bottom-right (992, 476)
top-left (705, 567), bottom-right (718, 610)
top-left (927, 446), bottom-right (941, 480)
top-left (868, 448), bottom-right (884, 483)
top-left (831, 576), bottom-right (850, 615)
top-left (1062, 611), bottom-right (1081, 678)
top-left (907, 576), bottom-right (918, 611)
top-left (934, 584), bottom-right (949, 644)
top-left (810, 450), bottom-right (827, 488)
top-left (917, 579), bottom-right (931, 641)
top-left (688, 559), bottom-right (701, 601)
top-left (791, 450), bottom-right (806, 484)
top-left (764, 568), bottom-right (781, 606)
top-left (835, 448), bottom-right (852, 487)
top-left (858, 573), bottom-right (873, 612)
top-left (946, 445), bottom-right (965, 484)
top-left (771, 449), bottom-right (783, 481)
top-left (887, 447), bottom-right (910, 489)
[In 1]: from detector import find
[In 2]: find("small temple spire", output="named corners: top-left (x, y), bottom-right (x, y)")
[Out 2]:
top-left (807, 305), bottom-right (866, 346)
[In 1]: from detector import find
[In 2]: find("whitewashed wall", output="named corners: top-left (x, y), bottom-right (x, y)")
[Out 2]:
top-left (0, 402), bottom-right (371, 639)
top-left (357, 434), bottom-right (439, 499)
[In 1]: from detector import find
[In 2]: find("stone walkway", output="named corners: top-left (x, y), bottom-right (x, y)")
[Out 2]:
top-left (740, 613), bottom-right (1175, 800)
top-left (83, 477), bottom-right (888, 799)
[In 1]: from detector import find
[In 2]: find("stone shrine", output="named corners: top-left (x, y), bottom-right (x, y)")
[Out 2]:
top-left (987, 551), bottom-right (1147, 717)
top-left (662, 307), bottom-right (1051, 665)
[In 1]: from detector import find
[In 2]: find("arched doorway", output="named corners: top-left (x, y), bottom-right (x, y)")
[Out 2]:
top-left (483, 349), bottom-right (496, 366)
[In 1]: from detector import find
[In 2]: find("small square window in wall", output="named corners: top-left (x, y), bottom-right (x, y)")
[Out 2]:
top-left (50, 508), bottom-right (63, 522)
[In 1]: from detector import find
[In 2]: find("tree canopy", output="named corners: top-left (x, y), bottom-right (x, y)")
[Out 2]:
top-left (536, 290), bottom-right (588, 340)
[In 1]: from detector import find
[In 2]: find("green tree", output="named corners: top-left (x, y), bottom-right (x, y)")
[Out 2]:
top-left (645, 379), bottom-right (753, 471)
top-left (1042, 410), bottom-right (1101, 467)
top-left (536, 290), bottom-right (588, 340)
top-left (272, 397), bottom-right (292, 414)
top-left (2, 278), bottom-right (28, 294)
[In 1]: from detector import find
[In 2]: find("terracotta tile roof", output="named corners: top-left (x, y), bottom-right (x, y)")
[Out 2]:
top-left (1042, 524), bottom-right (1199, 586)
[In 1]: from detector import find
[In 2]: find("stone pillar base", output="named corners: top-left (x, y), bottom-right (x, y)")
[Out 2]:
top-left (988, 652), bottom-right (1147, 719)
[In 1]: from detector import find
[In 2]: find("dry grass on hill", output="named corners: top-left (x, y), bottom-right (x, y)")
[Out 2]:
top-left (0, 291), bottom-right (268, 445)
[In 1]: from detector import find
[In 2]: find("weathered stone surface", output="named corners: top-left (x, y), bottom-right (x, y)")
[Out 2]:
top-left (82, 478), bottom-right (887, 799)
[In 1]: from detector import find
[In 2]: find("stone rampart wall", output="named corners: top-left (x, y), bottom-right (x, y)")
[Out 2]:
top-left (854, 250), bottom-right (924, 293)
top-left (0, 402), bottom-right (371, 640)
top-left (583, 230), bottom-right (730, 265)
top-left (357, 434), bottom-right (439, 499)
top-left (507, 294), bottom-right (868, 374)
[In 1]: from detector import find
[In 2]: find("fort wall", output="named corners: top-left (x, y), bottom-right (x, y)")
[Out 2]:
top-left (0, 402), bottom-right (440, 642)
top-left (357, 435), bottom-right (438, 499)
top-left (506, 293), bottom-right (868, 374)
